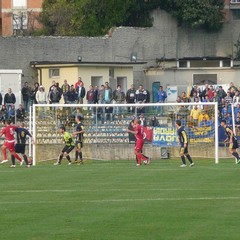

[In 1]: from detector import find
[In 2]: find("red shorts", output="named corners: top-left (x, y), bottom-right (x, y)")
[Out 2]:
top-left (3, 141), bottom-right (15, 152)
top-left (135, 138), bottom-right (144, 152)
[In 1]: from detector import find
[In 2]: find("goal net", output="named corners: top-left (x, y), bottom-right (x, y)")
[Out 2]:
top-left (31, 101), bottom-right (220, 165)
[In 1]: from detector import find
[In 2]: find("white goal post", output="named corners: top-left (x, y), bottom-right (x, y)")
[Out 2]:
top-left (31, 102), bottom-right (219, 165)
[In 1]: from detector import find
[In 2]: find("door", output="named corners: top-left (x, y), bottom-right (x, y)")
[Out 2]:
top-left (152, 82), bottom-right (160, 103)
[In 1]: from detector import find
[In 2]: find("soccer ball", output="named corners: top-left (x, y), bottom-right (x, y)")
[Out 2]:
top-left (28, 156), bottom-right (33, 165)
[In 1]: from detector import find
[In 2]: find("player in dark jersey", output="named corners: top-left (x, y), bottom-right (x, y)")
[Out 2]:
top-left (73, 116), bottom-right (85, 164)
top-left (175, 120), bottom-right (194, 167)
top-left (220, 119), bottom-right (240, 164)
top-left (11, 122), bottom-right (35, 168)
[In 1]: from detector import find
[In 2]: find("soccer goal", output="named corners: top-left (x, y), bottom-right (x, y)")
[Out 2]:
top-left (31, 101), bottom-right (219, 165)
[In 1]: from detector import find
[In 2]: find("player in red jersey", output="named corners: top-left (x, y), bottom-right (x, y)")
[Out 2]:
top-left (0, 120), bottom-right (23, 165)
top-left (126, 119), bottom-right (150, 166)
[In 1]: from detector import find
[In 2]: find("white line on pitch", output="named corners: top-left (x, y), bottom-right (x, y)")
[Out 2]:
top-left (0, 196), bottom-right (240, 204)
top-left (1, 188), bottom-right (240, 193)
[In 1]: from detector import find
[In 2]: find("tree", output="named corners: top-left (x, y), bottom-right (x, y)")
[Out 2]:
top-left (40, 0), bottom-right (225, 36)
top-left (159, 0), bottom-right (225, 31)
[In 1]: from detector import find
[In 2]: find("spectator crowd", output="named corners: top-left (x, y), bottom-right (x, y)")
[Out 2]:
top-left (1, 77), bottom-right (239, 129)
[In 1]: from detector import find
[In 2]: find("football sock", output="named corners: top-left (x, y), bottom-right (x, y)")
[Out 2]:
top-left (66, 155), bottom-right (71, 162)
top-left (59, 154), bottom-right (63, 163)
top-left (13, 152), bottom-right (22, 162)
top-left (232, 152), bottom-right (239, 160)
top-left (186, 154), bottom-right (193, 164)
top-left (75, 151), bottom-right (79, 161)
top-left (79, 152), bottom-right (82, 160)
top-left (11, 155), bottom-right (15, 165)
top-left (181, 156), bottom-right (186, 164)
top-left (23, 154), bottom-right (28, 164)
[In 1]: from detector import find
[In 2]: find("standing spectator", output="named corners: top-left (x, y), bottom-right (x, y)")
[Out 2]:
top-left (61, 79), bottom-right (70, 104)
top-left (224, 91), bottom-right (233, 105)
top-left (31, 82), bottom-right (39, 105)
top-left (0, 92), bottom-right (2, 106)
top-left (200, 84), bottom-right (209, 101)
top-left (190, 85), bottom-right (198, 97)
top-left (86, 85), bottom-right (95, 105)
top-left (36, 86), bottom-right (47, 104)
top-left (8, 104), bottom-right (15, 123)
top-left (21, 82), bottom-right (31, 112)
top-left (207, 85), bottom-right (215, 100)
top-left (211, 91), bottom-right (220, 103)
top-left (226, 113), bottom-right (233, 126)
top-left (233, 90), bottom-right (240, 106)
top-left (98, 85), bottom-right (105, 104)
top-left (198, 110), bottom-right (210, 124)
top-left (66, 85), bottom-right (78, 104)
top-left (135, 84), bottom-right (150, 114)
top-left (217, 86), bottom-right (227, 102)
top-left (104, 82), bottom-right (112, 104)
top-left (16, 104), bottom-right (25, 122)
top-left (4, 88), bottom-right (16, 109)
top-left (176, 114), bottom-right (186, 127)
top-left (112, 85), bottom-right (125, 115)
top-left (234, 103), bottom-right (240, 119)
top-left (93, 85), bottom-right (99, 104)
top-left (156, 86), bottom-right (167, 115)
top-left (149, 116), bottom-right (160, 127)
top-left (49, 85), bottom-right (61, 104)
top-left (36, 86), bottom-right (48, 118)
top-left (189, 91), bottom-right (198, 102)
top-left (228, 82), bottom-right (238, 97)
top-left (190, 105), bottom-right (202, 126)
top-left (74, 77), bottom-right (82, 89)
top-left (0, 105), bottom-right (8, 122)
top-left (97, 85), bottom-right (105, 117)
top-left (126, 84), bottom-right (136, 114)
top-left (181, 91), bottom-right (189, 103)
top-left (49, 80), bottom-right (56, 93)
top-left (139, 113), bottom-right (147, 127)
top-left (86, 85), bottom-right (95, 114)
top-left (76, 81), bottom-right (86, 104)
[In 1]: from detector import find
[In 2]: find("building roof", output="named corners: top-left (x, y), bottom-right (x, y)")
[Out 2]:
top-left (30, 61), bottom-right (147, 68)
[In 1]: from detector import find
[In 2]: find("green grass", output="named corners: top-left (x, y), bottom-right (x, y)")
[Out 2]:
top-left (0, 158), bottom-right (240, 240)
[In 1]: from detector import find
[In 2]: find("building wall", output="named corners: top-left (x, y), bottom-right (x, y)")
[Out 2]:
top-left (39, 65), bottom-right (133, 103)
top-left (0, 9), bottom-right (240, 90)
top-left (1, 0), bottom-right (43, 36)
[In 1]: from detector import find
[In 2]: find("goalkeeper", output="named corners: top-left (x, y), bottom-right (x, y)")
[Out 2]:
top-left (54, 126), bottom-right (75, 165)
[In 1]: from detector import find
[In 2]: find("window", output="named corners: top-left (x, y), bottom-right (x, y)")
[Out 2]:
top-left (49, 69), bottom-right (60, 78)
top-left (12, 13), bottom-right (27, 30)
top-left (222, 60), bottom-right (231, 67)
top-left (190, 60), bottom-right (219, 68)
top-left (193, 74), bottom-right (217, 85)
top-left (232, 9), bottom-right (240, 20)
top-left (13, 0), bottom-right (27, 8)
top-left (231, 0), bottom-right (240, 3)
top-left (179, 60), bottom-right (188, 68)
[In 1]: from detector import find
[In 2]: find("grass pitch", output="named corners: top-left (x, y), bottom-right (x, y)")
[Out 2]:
top-left (0, 158), bottom-right (240, 240)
